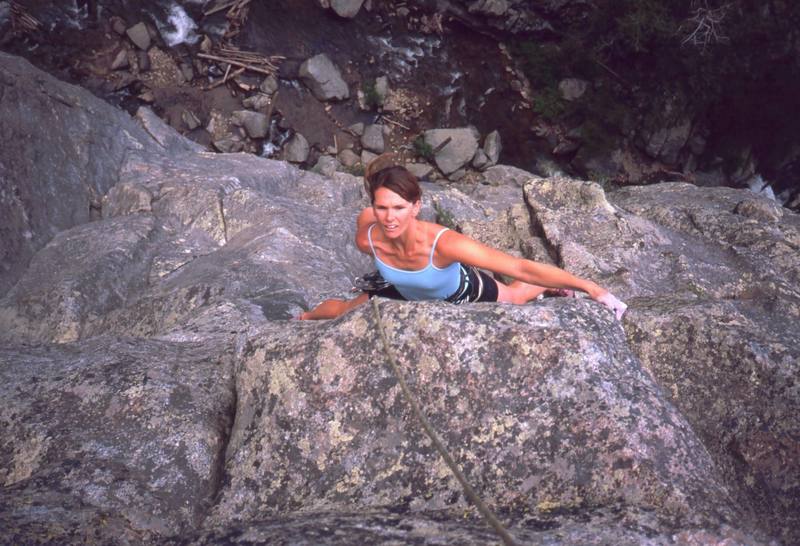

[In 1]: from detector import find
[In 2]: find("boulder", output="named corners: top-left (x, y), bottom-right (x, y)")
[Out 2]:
top-left (242, 93), bottom-right (271, 111)
top-left (643, 118), bottom-right (692, 165)
top-left (299, 54), bottom-right (350, 101)
top-left (337, 148), bottom-right (361, 167)
top-left (330, 0), bottom-right (365, 18)
top-left (361, 123), bottom-right (385, 153)
top-left (374, 75), bottom-right (390, 106)
top-left (483, 129), bottom-right (502, 165)
top-left (126, 22), bottom-right (151, 51)
top-left (111, 48), bottom-right (130, 70)
top-left (348, 122), bottom-right (365, 136)
top-left (423, 127), bottom-right (480, 175)
top-left (110, 15), bottom-right (126, 35)
top-left (468, 0), bottom-right (510, 16)
top-left (182, 109), bottom-right (202, 130)
top-left (231, 110), bottom-right (270, 139)
top-left (135, 106), bottom-right (206, 154)
top-left (205, 301), bottom-right (739, 532)
top-left (312, 155), bottom-right (341, 177)
top-left (472, 148), bottom-right (491, 170)
top-left (284, 133), bottom-right (310, 163)
top-left (137, 50), bottom-right (151, 71)
top-left (406, 162), bottom-right (435, 180)
top-left (639, 94), bottom-right (693, 165)
top-left (361, 149), bottom-right (378, 166)
top-left (179, 62), bottom-right (194, 83)
top-left (558, 78), bottom-right (588, 101)
top-left (212, 138), bottom-right (243, 154)
top-left (259, 74), bottom-right (279, 95)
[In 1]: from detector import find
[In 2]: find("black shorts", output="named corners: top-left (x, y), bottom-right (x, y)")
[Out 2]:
top-left (364, 265), bottom-right (498, 303)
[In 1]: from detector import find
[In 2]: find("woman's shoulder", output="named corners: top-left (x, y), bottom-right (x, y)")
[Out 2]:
top-left (355, 216), bottom-right (377, 254)
top-left (418, 220), bottom-right (448, 236)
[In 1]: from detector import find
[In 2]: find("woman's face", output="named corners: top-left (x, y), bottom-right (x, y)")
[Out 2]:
top-left (372, 187), bottom-right (420, 239)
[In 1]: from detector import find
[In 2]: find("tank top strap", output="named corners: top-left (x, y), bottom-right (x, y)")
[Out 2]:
top-left (367, 223), bottom-right (378, 258)
top-left (428, 227), bottom-right (450, 264)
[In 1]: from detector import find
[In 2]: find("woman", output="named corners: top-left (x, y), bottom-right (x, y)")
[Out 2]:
top-left (299, 155), bottom-right (627, 320)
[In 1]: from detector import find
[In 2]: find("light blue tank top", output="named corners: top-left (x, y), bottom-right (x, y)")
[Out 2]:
top-left (368, 224), bottom-right (461, 301)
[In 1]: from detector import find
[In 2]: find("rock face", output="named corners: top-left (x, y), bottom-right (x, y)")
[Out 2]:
top-left (299, 53), bottom-right (350, 101)
top-left (0, 52), bottom-right (161, 297)
top-left (0, 337), bottom-right (236, 544)
top-left (1, 53), bottom-right (798, 545)
top-left (522, 177), bottom-right (800, 541)
top-left (206, 301), bottom-right (736, 527)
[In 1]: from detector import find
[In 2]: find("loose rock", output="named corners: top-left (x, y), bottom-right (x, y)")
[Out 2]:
top-left (338, 148), bottom-right (360, 167)
top-left (330, 0), bottom-right (365, 18)
top-left (259, 74), bottom-right (279, 95)
top-left (110, 48), bottom-right (129, 70)
top-left (558, 78), bottom-right (588, 101)
top-left (126, 22), bottom-right (151, 51)
top-left (424, 127), bottom-right (480, 175)
top-left (361, 123), bottom-right (385, 153)
top-left (483, 129), bottom-right (502, 165)
top-left (231, 110), bottom-right (270, 139)
top-left (284, 132), bottom-right (310, 163)
top-left (299, 53), bottom-right (350, 101)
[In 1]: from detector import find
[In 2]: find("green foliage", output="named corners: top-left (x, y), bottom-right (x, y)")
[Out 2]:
top-left (361, 80), bottom-right (382, 111)
top-left (576, 120), bottom-right (617, 155)
top-left (507, 0), bottom-right (800, 177)
top-left (413, 136), bottom-right (434, 161)
top-left (532, 87), bottom-right (567, 121)
top-left (513, 42), bottom-right (565, 87)
top-left (614, 0), bottom-right (673, 54)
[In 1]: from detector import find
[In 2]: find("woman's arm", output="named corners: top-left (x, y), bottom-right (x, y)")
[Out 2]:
top-left (354, 207), bottom-right (377, 254)
top-left (440, 231), bottom-right (627, 318)
top-left (439, 230), bottom-right (604, 296)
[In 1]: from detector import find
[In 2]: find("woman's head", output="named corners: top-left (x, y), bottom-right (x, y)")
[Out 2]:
top-left (364, 153), bottom-right (421, 204)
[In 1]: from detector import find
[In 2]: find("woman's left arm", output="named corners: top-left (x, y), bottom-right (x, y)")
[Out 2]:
top-left (439, 231), bottom-right (627, 317)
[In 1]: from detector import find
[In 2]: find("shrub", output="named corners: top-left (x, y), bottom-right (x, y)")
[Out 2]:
top-left (413, 136), bottom-right (435, 161)
top-left (361, 80), bottom-right (382, 111)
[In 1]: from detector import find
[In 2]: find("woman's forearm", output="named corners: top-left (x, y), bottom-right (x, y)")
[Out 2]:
top-left (519, 260), bottom-right (604, 298)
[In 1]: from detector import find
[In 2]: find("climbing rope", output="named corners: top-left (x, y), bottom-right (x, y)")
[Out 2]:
top-left (370, 298), bottom-right (520, 546)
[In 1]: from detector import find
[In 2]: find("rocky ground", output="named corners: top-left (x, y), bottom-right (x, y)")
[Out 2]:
top-left (4, 0), bottom-right (800, 209)
top-left (2, 0), bottom-right (537, 183)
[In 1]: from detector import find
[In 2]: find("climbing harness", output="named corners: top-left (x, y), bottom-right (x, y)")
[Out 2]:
top-left (370, 298), bottom-right (520, 546)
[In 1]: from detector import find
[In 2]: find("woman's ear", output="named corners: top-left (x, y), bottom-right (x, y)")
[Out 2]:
top-left (412, 200), bottom-right (422, 217)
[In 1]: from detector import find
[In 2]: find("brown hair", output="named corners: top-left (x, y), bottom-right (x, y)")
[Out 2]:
top-left (364, 153), bottom-right (421, 204)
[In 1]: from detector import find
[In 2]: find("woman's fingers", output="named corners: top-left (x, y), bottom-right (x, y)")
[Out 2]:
top-left (596, 292), bottom-right (628, 320)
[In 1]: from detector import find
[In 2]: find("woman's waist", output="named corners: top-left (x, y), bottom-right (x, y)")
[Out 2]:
top-left (375, 259), bottom-right (461, 298)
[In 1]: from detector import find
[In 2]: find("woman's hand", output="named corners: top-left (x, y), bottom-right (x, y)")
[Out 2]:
top-left (594, 291), bottom-right (628, 320)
